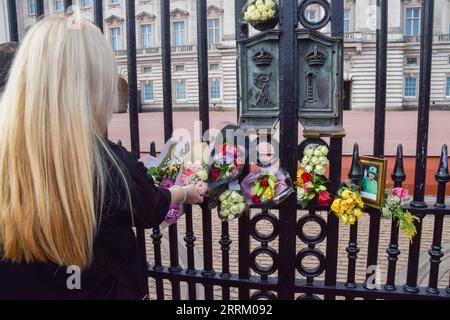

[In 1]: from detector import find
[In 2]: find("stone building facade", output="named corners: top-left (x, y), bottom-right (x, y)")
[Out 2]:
top-left (1, 0), bottom-right (450, 111)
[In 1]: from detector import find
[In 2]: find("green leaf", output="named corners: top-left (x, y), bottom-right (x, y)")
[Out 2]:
top-left (268, 179), bottom-right (275, 189)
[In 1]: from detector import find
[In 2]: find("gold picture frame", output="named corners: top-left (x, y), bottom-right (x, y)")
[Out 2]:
top-left (359, 156), bottom-right (387, 209)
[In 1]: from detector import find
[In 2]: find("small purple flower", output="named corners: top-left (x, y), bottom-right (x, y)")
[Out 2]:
top-left (160, 178), bottom-right (175, 189)
top-left (165, 204), bottom-right (182, 225)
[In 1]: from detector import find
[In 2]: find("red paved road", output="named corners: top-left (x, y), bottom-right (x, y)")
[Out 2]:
top-left (108, 110), bottom-right (450, 157)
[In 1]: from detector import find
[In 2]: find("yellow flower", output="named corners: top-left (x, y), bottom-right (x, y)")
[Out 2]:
top-left (341, 214), bottom-right (349, 224)
top-left (331, 199), bottom-right (341, 213)
top-left (354, 208), bottom-right (363, 218)
top-left (348, 215), bottom-right (356, 225)
top-left (264, 187), bottom-right (274, 200)
top-left (342, 190), bottom-right (350, 200)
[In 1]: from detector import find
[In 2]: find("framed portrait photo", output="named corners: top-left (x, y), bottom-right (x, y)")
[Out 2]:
top-left (359, 156), bottom-right (387, 209)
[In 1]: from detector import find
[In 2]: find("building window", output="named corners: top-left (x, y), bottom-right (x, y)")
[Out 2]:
top-left (210, 63), bottom-right (220, 71)
top-left (405, 8), bottom-right (420, 36)
top-left (81, 0), bottom-right (91, 8)
top-left (175, 65), bottom-right (185, 72)
top-left (176, 80), bottom-right (187, 101)
top-left (28, 0), bottom-right (36, 15)
top-left (143, 66), bottom-right (152, 73)
top-left (210, 79), bottom-right (221, 100)
top-left (404, 77), bottom-right (417, 97)
top-left (208, 18), bottom-right (220, 44)
top-left (110, 0), bottom-right (120, 5)
top-left (446, 77), bottom-right (450, 97)
top-left (110, 27), bottom-right (121, 51)
top-left (344, 9), bottom-right (351, 33)
top-left (173, 21), bottom-right (186, 46)
top-left (143, 82), bottom-right (154, 102)
top-left (305, 10), bottom-right (316, 22)
top-left (141, 24), bottom-right (152, 49)
top-left (406, 57), bottom-right (417, 65)
top-left (54, 0), bottom-right (64, 12)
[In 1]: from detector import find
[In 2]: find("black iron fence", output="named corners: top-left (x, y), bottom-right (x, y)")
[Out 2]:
top-left (5, 0), bottom-right (450, 300)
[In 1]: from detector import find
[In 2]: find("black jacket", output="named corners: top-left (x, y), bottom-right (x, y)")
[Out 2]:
top-left (0, 141), bottom-right (171, 300)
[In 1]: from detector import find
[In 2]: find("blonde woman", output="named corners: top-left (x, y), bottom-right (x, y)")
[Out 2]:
top-left (0, 17), bottom-right (203, 299)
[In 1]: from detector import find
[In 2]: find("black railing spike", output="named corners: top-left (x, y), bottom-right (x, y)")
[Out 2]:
top-left (117, 139), bottom-right (122, 146)
top-left (348, 143), bottom-right (363, 182)
top-left (150, 141), bottom-right (156, 157)
top-left (392, 144), bottom-right (407, 187)
top-left (435, 144), bottom-right (450, 182)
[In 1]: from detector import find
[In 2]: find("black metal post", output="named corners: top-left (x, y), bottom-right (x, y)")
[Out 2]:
top-left (160, 0), bottom-right (181, 300)
top-left (36, 0), bottom-right (44, 20)
top-left (197, 0), bottom-right (209, 136)
top-left (385, 145), bottom-right (406, 291)
top-left (94, 0), bottom-right (104, 32)
top-left (278, 0), bottom-right (298, 301)
top-left (373, 0), bottom-right (388, 157)
top-left (184, 204), bottom-right (197, 300)
top-left (125, 0), bottom-right (147, 298)
top-left (426, 145), bottom-right (449, 294)
top-left (411, 0), bottom-right (435, 208)
top-left (125, 0), bottom-right (140, 156)
top-left (161, 0), bottom-right (174, 139)
top-left (150, 142), bottom-right (164, 300)
top-left (346, 144), bottom-right (362, 289)
top-left (325, 0), bottom-right (344, 300)
top-left (235, 0), bottom-right (249, 122)
top-left (6, 0), bottom-right (18, 42)
top-left (64, 0), bottom-right (72, 11)
top-left (197, 0), bottom-right (215, 300)
top-left (404, 0), bottom-right (434, 294)
top-left (364, 0), bottom-right (388, 288)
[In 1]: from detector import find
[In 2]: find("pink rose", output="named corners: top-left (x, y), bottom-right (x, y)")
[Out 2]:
top-left (181, 175), bottom-right (190, 186)
top-left (392, 187), bottom-right (409, 199)
top-left (303, 181), bottom-right (312, 192)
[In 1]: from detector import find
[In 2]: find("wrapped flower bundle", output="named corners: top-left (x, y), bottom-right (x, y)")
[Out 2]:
top-left (241, 166), bottom-right (293, 207)
top-left (209, 144), bottom-right (246, 189)
top-left (147, 157), bottom-right (184, 225)
top-left (296, 144), bottom-right (332, 208)
top-left (218, 188), bottom-right (247, 221)
top-left (382, 188), bottom-right (419, 242)
top-left (331, 186), bottom-right (365, 225)
top-left (178, 160), bottom-right (209, 193)
top-left (243, 0), bottom-right (279, 31)
top-left (147, 157), bottom-right (182, 189)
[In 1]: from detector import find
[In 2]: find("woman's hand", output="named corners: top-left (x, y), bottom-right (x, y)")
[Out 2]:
top-left (169, 185), bottom-right (204, 206)
top-left (183, 185), bottom-right (204, 205)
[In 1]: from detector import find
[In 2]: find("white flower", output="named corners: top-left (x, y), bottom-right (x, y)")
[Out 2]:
top-left (220, 209), bottom-right (229, 217)
top-left (310, 156), bottom-right (319, 165)
top-left (314, 148), bottom-right (322, 157)
top-left (314, 164), bottom-right (325, 176)
top-left (319, 156), bottom-right (328, 166)
top-left (305, 148), bottom-right (314, 157)
top-left (304, 165), bottom-right (313, 173)
top-left (318, 145), bottom-right (329, 156)
top-left (297, 187), bottom-right (305, 200)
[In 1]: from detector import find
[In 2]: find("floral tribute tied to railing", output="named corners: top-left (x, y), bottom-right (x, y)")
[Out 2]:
top-left (296, 144), bottom-right (333, 208)
top-left (382, 187), bottom-right (419, 241)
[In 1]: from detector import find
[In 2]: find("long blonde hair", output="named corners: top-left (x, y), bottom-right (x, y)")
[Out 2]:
top-left (0, 16), bottom-right (129, 269)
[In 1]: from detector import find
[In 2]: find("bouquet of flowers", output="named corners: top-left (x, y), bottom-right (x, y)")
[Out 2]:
top-left (296, 144), bottom-right (332, 208)
top-left (241, 166), bottom-right (293, 207)
top-left (208, 143), bottom-right (246, 189)
top-left (147, 157), bottom-right (182, 188)
top-left (178, 160), bottom-right (209, 192)
top-left (218, 187), bottom-right (248, 221)
top-left (243, 0), bottom-right (278, 31)
top-left (382, 188), bottom-right (420, 242)
top-left (331, 185), bottom-right (365, 225)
